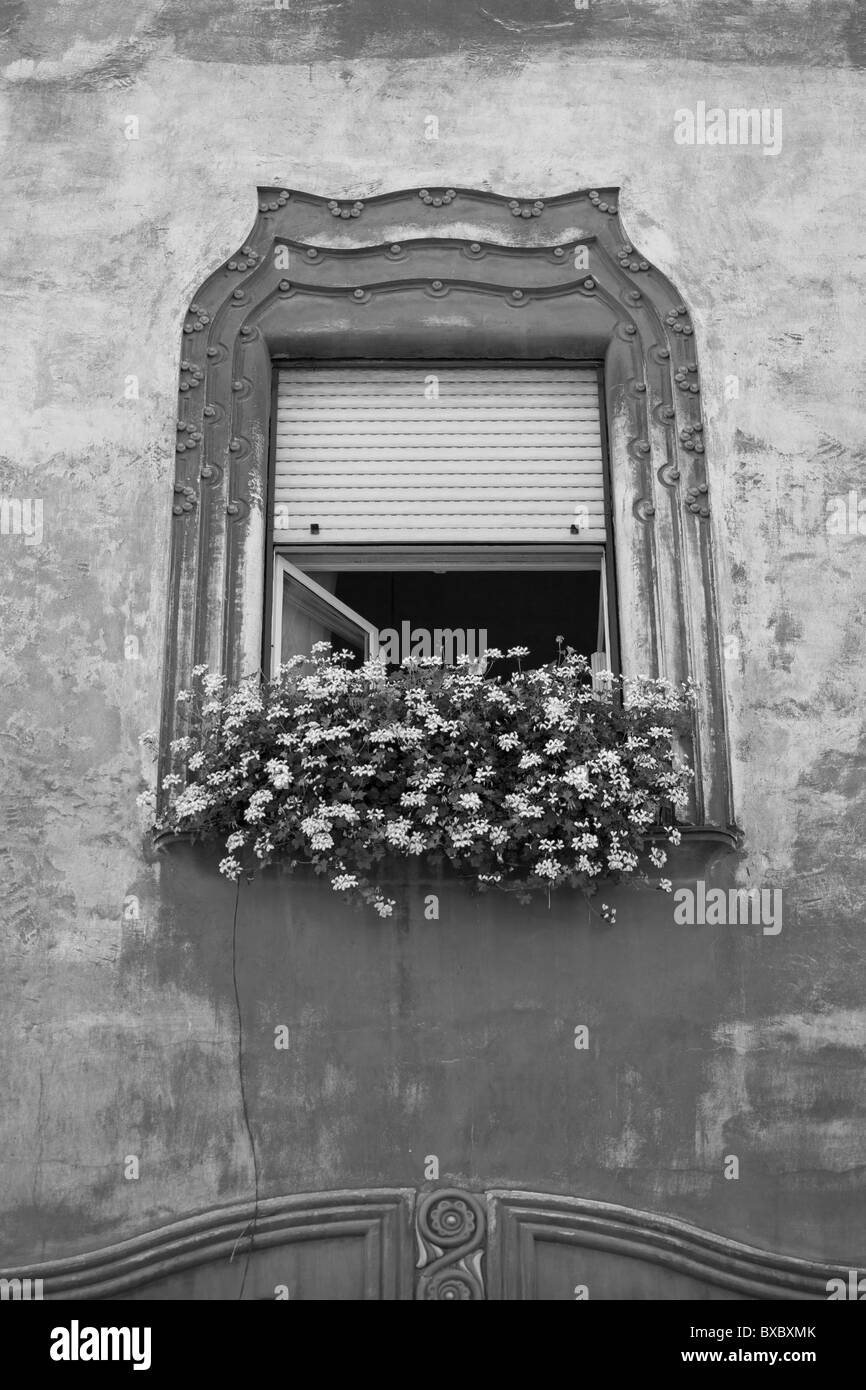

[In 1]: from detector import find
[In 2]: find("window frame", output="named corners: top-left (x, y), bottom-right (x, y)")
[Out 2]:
top-left (263, 357), bottom-right (620, 681)
top-left (270, 554), bottom-right (380, 671)
top-left (162, 184), bottom-right (738, 846)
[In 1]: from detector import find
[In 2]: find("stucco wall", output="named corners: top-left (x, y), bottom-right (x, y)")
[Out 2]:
top-left (1, 1), bottom-right (865, 1274)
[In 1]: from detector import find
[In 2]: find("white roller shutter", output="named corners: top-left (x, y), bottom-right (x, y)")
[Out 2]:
top-left (274, 364), bottom-right (606, 543)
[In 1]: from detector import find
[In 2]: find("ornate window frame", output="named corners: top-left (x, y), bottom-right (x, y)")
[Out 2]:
top-left (161, 185), bottom-right (737, 843)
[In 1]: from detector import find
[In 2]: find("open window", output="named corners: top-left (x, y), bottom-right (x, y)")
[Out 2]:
top-left (271, 556), bottom-right (379, 668)
top-left (163, 184), bottom-right (736, 837)
top-left (268, 362), bottom-right (617, 681)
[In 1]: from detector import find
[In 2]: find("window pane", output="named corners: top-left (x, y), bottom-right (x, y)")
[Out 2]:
top-left (279, 569), bottom-right (365, 665)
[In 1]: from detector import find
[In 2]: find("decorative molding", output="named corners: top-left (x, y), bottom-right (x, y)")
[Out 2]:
top-left (160, 183), bottom-right (738, 841)
top-left (415, 1188), bottom-right (486, 1300)
top-left (172, 483), bottom-right (197, 516)
top-left (2, 1188), bottom-right (852, 1301)
top-left (508, 198), bottom-right (545, 218)
top-left (418, 187), bottom-right (457, 207)
top-left (327, 198), bottom-right (365, 219)
top-left (486, 1192), bottom-right (853, 1301)
top-left (0, 1191), bottom-right (415, 1301)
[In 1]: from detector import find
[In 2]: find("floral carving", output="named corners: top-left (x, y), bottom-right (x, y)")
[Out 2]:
top-left (674, 363), bottom-right (700, 395)
top-left (418, 187), bottom-right (456, 206)
top-left (327, 199), bottom-right (364, 219)
top-left (508, 198), bottom-right (544, 218)
top-left (227, 245), bottom-right (260, 271)
top-left (178, 359), bottom-right (204, 394)
top-left (588, 189), bottom-right (619, 215)
top-left (665, 304), bottom-right (693, 336)
top-left (416, 1190), bottom-right (486, 1301)
top-left (617, 241), bottom-right (650, 272)
top-left (686, 484), bottom-right (710, 517)
top-left (428, 1196), bottom-right (478, 1244)
top-left (172, 483), bottom-right (197, 516)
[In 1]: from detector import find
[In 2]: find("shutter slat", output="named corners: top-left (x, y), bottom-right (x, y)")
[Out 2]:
top-left (274, 364), bottom-right (605, 543)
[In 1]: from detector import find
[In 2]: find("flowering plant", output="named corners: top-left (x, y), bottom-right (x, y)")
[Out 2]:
top-left (154, 644), bottom-right (694, 918)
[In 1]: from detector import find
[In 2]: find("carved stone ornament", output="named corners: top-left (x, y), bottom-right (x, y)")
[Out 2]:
top-left (416, 1188), bottom-right (486, 1300)
top-left (161, 184), bottom-right (736, 841)
top-left (2, 1187), bottom-right (848, 1300)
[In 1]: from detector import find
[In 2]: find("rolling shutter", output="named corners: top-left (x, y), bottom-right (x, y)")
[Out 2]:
top-left (274, 364), bottom-right (606, 543)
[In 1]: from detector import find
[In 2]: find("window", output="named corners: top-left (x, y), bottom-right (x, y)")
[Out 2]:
top-left (162, 184), bottom-right (736, 841)
top-left (268, 362), bottom-right (617, 681)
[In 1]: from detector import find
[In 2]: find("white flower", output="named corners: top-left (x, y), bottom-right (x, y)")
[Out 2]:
top-left (543, 697), bottom-right (570, 724)
top-left (535, 857), bottom-right (562, 879)
top-left (265, 759), bottom-right (292, 789)
top-left (244, 788), bottom-right (274, 824)
top-left (572, 832), bottom-right (598, 851)
top-left (219, 856), bottom-right (242, 879)
top-left (563, 766), bottom-right (591, 791)
top-left (518, 753), bottom-right (542, 770)
top-left (497, 733), bottom-right (521, 751)
top-left (457, 791), bottom-right (482, 810)
top-left (385, 817), bottom-right (413, 845)
top-left (174, 784), bottom-right (214, 819)
top-left (448, 827), bottom-right (475, 849)
top-left (332, 874), bottom-right (359, 891)
top-left (658, 878), bottom-right (673, 893)
top-left (400, 791), bottom-right (427, 808)
top-left (544, 738), bottom-right (566, 755)
top-left (575, 854), bottom-right (601, 876)
top-left (649, 846), bottom-right (667, 868)
top-left (374, 898), bottom-right (395, 918)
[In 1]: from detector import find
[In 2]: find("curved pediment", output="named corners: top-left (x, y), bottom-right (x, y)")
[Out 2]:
top-left (2, 1188), bottom-right (846, 1300)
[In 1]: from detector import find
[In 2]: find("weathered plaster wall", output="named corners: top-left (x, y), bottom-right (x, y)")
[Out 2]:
top-left (1, 1), bottom-right (865, 1273)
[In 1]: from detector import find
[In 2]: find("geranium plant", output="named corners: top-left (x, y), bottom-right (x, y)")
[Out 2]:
top-left (154, 643), bottom-right (695, 918)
